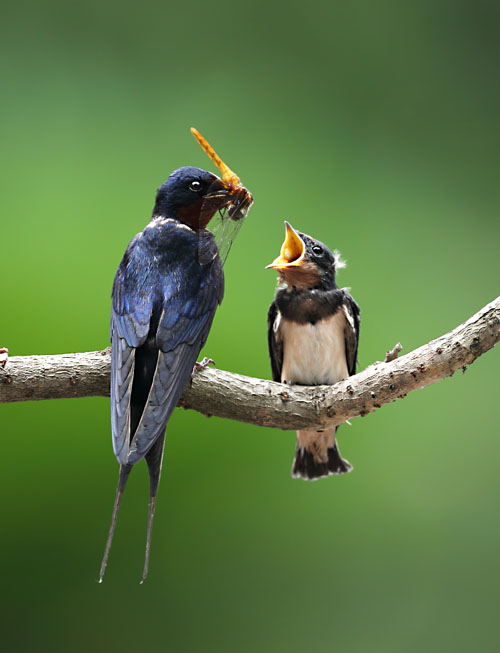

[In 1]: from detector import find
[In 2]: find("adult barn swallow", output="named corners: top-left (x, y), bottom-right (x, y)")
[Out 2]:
top-left (99, 129), bottom-right (253, 582)
top-left (267, 222), bottom-right (360, 480)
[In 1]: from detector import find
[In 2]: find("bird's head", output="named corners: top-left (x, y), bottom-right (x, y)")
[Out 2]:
top-left (266, 221), bottom-right (344, 290)
top-left (152, 129), bottom-right (253, 229)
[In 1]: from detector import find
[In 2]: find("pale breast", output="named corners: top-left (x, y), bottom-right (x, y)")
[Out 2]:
top-left (278, 310), bottom-right (349, 385)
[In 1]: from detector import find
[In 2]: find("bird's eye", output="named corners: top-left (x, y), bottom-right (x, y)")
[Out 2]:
top-left (189, 180), bottom-right (202, 192)
top-left (312, 245), bottom-right (323, 256)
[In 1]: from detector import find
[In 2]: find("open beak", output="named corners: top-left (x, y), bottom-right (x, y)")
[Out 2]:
top-left (191, 127), bottom-right (253, 220)
top-left (266, 221), bottom-right (305, 269)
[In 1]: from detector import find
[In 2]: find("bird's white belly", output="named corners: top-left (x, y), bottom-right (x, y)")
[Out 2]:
top-left (280, 311), bottom-right (348, 385)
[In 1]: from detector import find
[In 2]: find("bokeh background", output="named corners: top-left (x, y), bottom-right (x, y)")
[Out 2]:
top-left (1, 1), bottom-right (499, 651)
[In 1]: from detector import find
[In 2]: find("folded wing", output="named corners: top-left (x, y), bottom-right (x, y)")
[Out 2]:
top-left (110, 230), bottom-right (223, 465)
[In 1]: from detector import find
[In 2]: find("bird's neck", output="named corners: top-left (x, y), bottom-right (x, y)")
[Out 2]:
top-left (152, 198), bottom-right (218, 230)
top-left (276, 286), bottom-right (344, 325)
top-left (279, 260), bottom-right (337, 290)
top-left (280, 272), bottom-right (336, 293)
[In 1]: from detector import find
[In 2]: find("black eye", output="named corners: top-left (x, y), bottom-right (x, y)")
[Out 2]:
top-left (311, 245), bottom-right (323, 256)
top-left (189, 180), bottom-right (202, 192)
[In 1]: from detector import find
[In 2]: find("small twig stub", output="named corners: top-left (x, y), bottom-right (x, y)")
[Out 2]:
top-left (384, 342), bottom-right (403, 363)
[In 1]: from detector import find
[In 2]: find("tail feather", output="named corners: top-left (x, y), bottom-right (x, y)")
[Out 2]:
top-left (292, 440), bottom-right (352, 481)
top-left (99, 431), bottom-right (166, 584)
top-left (141, 431), bottom-right (166, 583)
top-left (99, 463), bottom-right (133, 583)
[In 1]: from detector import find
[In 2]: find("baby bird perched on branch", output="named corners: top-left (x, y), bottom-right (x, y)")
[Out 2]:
top-left (267, 222), bottom-right (360, 480)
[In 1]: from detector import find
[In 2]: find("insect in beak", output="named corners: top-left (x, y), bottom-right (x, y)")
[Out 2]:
top-left (191, 127), bottom-right (253, 221)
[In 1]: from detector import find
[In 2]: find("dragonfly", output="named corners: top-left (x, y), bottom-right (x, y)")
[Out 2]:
top-left (191, 127), bottom-right (253, 265)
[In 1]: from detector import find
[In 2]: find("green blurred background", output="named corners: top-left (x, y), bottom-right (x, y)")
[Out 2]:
top-left (1, 1), bottom-right (499, 651)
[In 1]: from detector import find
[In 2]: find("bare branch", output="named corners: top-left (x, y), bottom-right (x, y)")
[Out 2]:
top-left (1, 297), bottom-right (499, 431)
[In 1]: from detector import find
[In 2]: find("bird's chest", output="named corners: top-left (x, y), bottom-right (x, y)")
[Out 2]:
top-left (278, 311), bottom-right (348, 385)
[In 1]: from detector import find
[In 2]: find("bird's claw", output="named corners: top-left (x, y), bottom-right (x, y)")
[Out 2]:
top-left (191, 357), bottom-right (215, 379)
top-left (0, 347), bottom-right (8, 369)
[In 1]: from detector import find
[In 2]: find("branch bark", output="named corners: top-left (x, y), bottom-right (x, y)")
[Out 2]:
top-left (1, 297), bottom-right (499, 431)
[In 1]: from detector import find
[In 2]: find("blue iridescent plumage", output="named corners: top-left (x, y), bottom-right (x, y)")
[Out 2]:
top-left (110, 220), bottom-right (223, 465)
top-left (99, 164), bottom-right (252, 583)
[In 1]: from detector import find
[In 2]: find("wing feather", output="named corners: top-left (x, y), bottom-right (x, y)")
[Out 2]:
top-left (110, 226), bottom-right (224, 465)
top-left (267, 301), bottom-right (283, 383)
top-left (341, 290), bottom-right (361, 377)
top-left (127, 343), bottom-right (202, 464)
top-left (110, 321), bottom-right (136, 461)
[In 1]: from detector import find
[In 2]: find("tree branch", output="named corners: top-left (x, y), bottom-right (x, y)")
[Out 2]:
top-left (1, 297), bottom-right (499, 430)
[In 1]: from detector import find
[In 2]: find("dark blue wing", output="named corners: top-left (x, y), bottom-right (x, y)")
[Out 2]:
top-left (110, 224), bottom-right (224, 465)
top-left (126, 272), bottom-right (223, 465)
top-left (110, 233), bottom-right (154, 462)
top-left (341, 289), bottom-right (361, 376)
top-left (267, 301), bottom-right (283, 383)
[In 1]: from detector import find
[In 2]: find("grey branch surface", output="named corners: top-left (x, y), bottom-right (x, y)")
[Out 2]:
top-left (1, 297), bottom-right (499, 431)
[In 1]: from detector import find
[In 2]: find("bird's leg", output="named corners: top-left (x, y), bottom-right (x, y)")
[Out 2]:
top-left (98, 463), bottom-right (132, 583)
top-left (191, 356), bottom-right (215, 378)
top-left (0, 347), bottom-right (8, 368)
top-left (142, 432), bottom-right (166, 583)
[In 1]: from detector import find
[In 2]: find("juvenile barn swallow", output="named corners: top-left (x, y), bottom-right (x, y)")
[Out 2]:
top-left (99, 129), bottom-right (253, 582)
top-left (267, 222), bottom-right (360, 480)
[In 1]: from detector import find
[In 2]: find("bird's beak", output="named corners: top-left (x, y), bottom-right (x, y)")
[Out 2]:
top-left (191, 127), bottom-right (253, 221)
top-left (266, 221), bottom-right (305, 269)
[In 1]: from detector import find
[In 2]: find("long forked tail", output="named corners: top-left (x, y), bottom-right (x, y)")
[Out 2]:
top-left (292, 429), bottom-right (353, 481)
top-left (99, 463), bottom-right (133, 583)
top-left (141, 432), bottom-right (166, 584)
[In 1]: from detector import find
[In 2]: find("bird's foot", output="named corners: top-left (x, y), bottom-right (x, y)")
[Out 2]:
top-left (0, 347), bottom-right (8, 369)
top-left (191, 357), bottom-right (215, 379)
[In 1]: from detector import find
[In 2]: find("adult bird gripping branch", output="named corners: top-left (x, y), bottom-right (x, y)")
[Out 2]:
top-left (99, 129), bottom-right (253, 582)
top-left (267, 222), bottom-right (360, 480)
